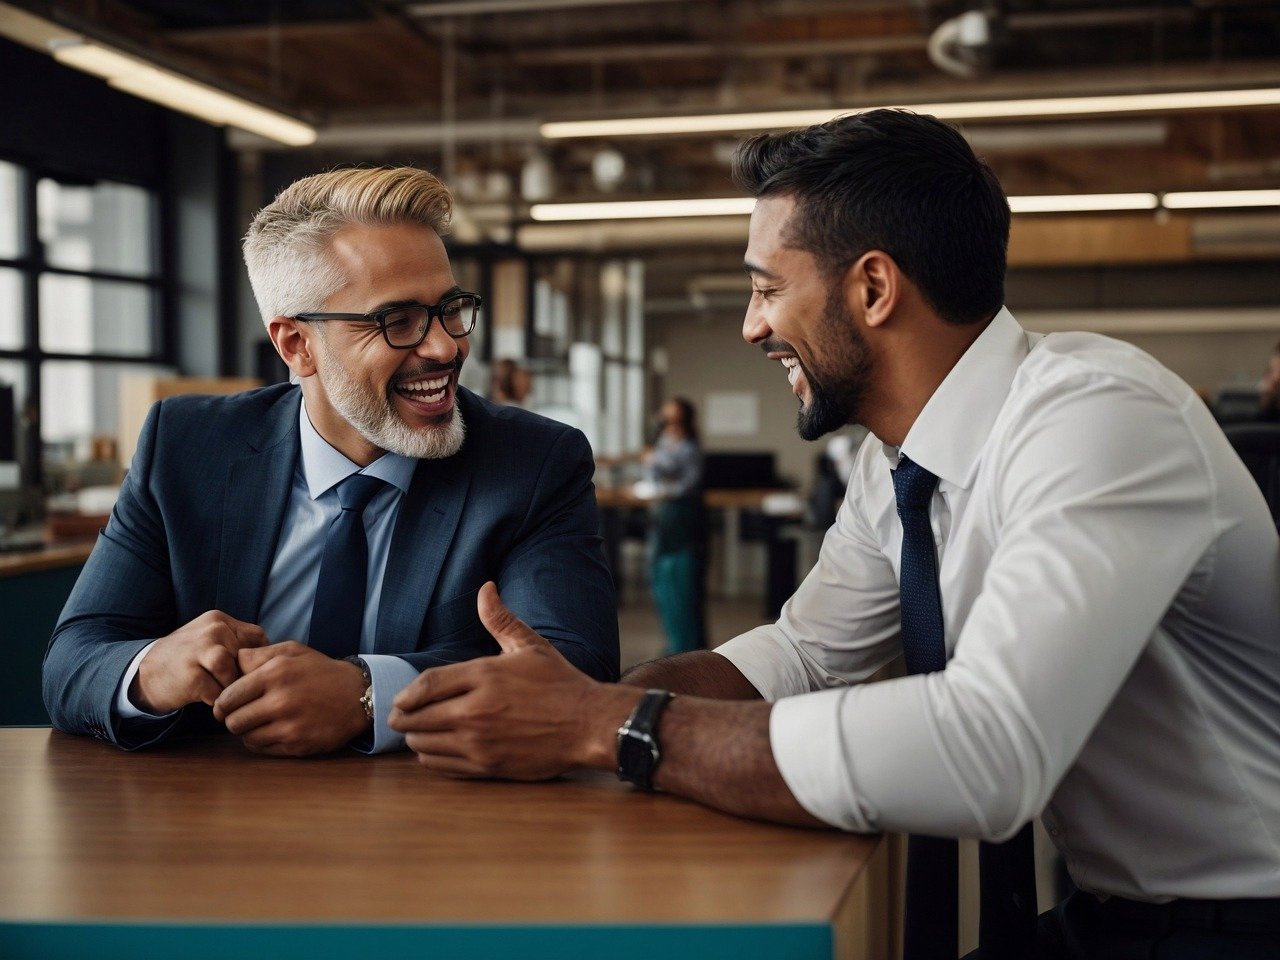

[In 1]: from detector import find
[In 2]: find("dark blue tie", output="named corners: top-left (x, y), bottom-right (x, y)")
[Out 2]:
top-left (893, 456), bottom-right (1036, 960)
top-left (308, 474), bottom-right (387, 659)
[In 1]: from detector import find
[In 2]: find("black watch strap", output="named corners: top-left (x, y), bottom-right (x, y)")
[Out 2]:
top-left (616, 689), bottom-right (675, 791)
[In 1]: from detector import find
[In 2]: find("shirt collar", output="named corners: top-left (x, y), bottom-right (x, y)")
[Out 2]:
top-left (298, 399), bottom-right (417, 500)
top-left (882, 306), bottom-right (1030, 489)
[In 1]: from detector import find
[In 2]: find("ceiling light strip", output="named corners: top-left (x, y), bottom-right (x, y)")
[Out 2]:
top-left (541, 87), bottom-right (1280, 139)
top-left (52, 41), bottom-right (315, 147)
top-left (530, 190), bottom-right (1278, 222)
top-left (529, 197), bottom-right (758, 221)
top-left (1008, 193), bottom-right (1158, 213)
top-left (1162, 189), bottom-right (1280, 209)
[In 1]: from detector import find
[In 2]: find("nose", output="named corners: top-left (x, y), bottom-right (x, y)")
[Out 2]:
top-left (413, 316), bottom-right (460, 365)
top-left (742, 300), bottom-right (770, 345)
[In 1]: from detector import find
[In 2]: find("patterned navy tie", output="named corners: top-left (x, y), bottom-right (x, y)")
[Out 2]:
top-left (893, 456), bottom-right (1036, 960)
top-left (308, 474), bottom-right (387, 660)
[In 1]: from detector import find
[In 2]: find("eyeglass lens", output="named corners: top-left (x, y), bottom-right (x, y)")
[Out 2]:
top-left (382, 296), bottom-right (478, 346)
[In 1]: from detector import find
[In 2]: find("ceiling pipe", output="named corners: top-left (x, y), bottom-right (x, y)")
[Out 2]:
top-left (405, 0), bottom-right (688, 16)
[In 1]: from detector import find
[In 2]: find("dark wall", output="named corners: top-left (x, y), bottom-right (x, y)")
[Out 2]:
top-left (0, 38), bottom-right (165, 188)
top-left (0, 37), bottom-right (238, 376)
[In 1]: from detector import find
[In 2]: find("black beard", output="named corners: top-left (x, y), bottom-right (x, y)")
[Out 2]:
top-left (795, 289), bottom-right (872, 441)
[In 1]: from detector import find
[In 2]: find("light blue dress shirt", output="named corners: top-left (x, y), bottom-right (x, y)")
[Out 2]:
top-left (117, 400), bottom-right (422, 753)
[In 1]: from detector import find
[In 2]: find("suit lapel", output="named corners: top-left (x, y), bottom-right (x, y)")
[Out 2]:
top-left (374, 433), bottom-right (474, 655)
top-left (216, 389), bottom-right (301, 622)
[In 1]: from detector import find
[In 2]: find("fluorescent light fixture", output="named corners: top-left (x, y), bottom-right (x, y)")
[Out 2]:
top-left (1162, 189), bottom-right (1280, 209)
top-left (1009, 193), bottom-right (1158, 214)
top-left (530, 197), bottom-right (756, 221)
top-left (541, 87), bottom-right (1280, 139)
top-left (528, 190), bottom-right (1280, 222)
top-left (51, 40), bottom-right (315, 146)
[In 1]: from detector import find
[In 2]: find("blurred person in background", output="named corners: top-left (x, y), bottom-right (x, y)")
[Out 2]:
top-left (644, 397), bottom-right (704, 654)
top-left (489, 358), bottom-right (533, 407)
top-left (1256, 339), bottom-right (1280, 421)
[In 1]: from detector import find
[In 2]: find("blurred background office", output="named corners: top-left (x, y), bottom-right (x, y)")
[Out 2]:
top-left (1, 0), bottom-right (1278, 695)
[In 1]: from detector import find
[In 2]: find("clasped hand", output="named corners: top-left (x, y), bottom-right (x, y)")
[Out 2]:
top-left (132, 610), bottom-right (368, 756)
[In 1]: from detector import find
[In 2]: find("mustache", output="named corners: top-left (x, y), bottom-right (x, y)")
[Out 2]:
top-left (391, 358), bottom-right (461, 386)
top-left (759, 337), bottom-right (796, 356)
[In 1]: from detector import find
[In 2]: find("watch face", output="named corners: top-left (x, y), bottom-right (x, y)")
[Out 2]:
top-left (618, 733), bottom-right (658, 782)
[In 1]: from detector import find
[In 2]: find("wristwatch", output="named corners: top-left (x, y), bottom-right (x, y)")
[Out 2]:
top-left (344, 656), bottom-right (375, 723)
top-left (616, 689), bottom-right (675, 791)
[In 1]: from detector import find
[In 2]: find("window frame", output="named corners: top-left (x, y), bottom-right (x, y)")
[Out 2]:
top-left (0, 158), bottom-right (175, 489)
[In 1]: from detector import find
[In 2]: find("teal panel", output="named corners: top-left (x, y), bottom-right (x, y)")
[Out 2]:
top-left (0, 921), bottom-right (833, 960)
top-left (0, 564), bottom-right (82, 725)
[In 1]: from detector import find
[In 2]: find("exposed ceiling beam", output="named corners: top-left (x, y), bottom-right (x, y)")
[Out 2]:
top-left (229, 116), bottom-right (541, 151)
top-left (507, 34), bottom-right (926, 66)
top-left (164, 19), bottom-right (374, 43)
top-left (405, 0), bottom-right (688, 16)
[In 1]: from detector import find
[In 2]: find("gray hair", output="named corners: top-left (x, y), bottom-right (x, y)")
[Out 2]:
top-left (242, 166), bottom-right (454, 325)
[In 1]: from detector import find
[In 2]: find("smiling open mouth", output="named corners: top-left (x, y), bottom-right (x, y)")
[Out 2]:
top-left (394, 372), bottom-right (451, 405)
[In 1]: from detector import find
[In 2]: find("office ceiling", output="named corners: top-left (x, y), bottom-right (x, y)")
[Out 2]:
top-left (10, 0), bottom-right (1280, 283)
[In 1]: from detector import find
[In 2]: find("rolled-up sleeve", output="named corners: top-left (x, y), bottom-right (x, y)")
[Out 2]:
top-left (763, 378), bottom-right (1219, 838)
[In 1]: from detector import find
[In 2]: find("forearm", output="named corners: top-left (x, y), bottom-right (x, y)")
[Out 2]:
top-left (579, 685), bottom-right (822, 827)
top-left (622, 650), bottom-right (762, 699)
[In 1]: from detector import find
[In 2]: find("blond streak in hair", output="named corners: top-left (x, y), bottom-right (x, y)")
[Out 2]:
top-left (242, 166), bottom-right (454, 326)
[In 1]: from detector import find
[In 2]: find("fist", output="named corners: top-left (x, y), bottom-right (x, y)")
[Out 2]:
top-left (131, 611), bottom-right (268, 715)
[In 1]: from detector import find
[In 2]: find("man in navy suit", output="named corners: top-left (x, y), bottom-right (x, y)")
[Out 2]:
top-left (43, 166), bottom-right (618, 756)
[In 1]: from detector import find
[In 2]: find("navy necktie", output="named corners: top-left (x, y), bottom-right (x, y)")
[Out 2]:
top-left (308, 474), bottom-right (387, 660)
top-left (893, 456), bottom-right (1037, 960)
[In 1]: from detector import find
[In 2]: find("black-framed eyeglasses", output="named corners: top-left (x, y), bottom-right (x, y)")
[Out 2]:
top-left (295, 292), bottom-right (482, 349)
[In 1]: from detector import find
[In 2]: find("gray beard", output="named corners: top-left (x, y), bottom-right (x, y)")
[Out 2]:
top-left (319, 358), bottom-right (466, 460)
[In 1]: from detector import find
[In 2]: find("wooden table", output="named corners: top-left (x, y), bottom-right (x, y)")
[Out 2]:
top-left (0, 729), bottom-right (888, 960)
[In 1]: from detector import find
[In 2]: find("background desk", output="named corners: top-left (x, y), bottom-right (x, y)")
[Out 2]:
top-left (0, 729), bottom-right (892, 960)
top-left (0, 541), bottom-right (92, 725)
top-left (596, 487), bottom-right (801, 602)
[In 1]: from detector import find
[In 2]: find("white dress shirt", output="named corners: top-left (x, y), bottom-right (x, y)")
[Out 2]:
top-left (717, 308), bottom-right (1280, 902)
top-left (117, 400), bottom-right (421, 753)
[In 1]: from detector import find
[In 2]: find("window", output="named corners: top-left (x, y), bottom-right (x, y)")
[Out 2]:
top-left (0, 159), bottom-right (169, 496)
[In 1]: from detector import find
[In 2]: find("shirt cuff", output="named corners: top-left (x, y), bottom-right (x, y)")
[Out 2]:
top-left (353, 655), bottom-right (421, 754)
top-left (114, 640), bottom-right (178, 721)
top-left (714, 625), bottom-right (814, 702)
top-left (770, 687), bottom-right (875, 833)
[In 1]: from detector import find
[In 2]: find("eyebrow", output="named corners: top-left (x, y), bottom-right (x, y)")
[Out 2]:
top-left (743, 261), bottom-right (781, 281)
top-left (369, 286), bottom-right (464, 312)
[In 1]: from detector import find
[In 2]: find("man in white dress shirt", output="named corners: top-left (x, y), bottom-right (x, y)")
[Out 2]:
top-left (390, 111), bottom-right (1280, 957)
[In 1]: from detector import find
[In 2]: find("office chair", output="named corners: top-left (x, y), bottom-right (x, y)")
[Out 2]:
top-left (1222, 422), bottom-right (1280, 527)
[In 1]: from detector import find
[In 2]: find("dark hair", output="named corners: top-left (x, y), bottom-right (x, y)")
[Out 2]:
top-left (732, 109), bottom-right (1010, 325)
top-left (671, 396), bottom-right (698, 444)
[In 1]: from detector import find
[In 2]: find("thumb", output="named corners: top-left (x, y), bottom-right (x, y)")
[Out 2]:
top-left (477, 581), bottom-right (548, 654)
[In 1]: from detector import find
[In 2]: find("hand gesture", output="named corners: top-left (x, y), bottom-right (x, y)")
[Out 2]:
top-left (390, 582), bottom-right (634, 780)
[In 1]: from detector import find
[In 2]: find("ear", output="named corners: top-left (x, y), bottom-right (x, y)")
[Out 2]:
top-left (844, 251), bottom-right (901, 331)
top-left (267, 316), bottom-right (318, 379)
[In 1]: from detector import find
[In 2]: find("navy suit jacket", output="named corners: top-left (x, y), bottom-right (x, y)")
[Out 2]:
top-left (43, 384), bottom-right (619, 747)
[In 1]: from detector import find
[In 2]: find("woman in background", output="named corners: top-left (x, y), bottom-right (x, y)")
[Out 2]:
top-left (645, 397), bottom-right (703, 654)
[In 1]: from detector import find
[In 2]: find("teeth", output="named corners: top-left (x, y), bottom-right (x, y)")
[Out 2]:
top-left (400, 376), bottom-right (449, 393)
